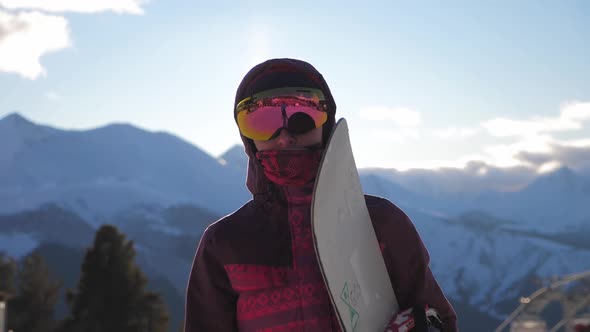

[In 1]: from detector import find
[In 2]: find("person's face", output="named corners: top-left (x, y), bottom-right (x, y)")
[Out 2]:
top-left (253, 127), bottom-right (323, 151)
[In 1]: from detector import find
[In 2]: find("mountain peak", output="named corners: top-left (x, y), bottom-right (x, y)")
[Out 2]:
top-left (539, 166), bottom-right (576, 182)
top-left (220, 144), bottom-right (244, 158)
top-left (0, 113), bottom-right (58, 160)
top-left (0, 112), bottom-right (34, 127)
top-left (524, 166), bottom-right (588, 194)
top-left (218, 144), bottom-right (246, 168)
top-left (218, 144), bottom-right (247, 161)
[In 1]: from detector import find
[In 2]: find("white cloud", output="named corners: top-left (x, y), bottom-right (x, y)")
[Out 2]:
top-left (560, 101), bottom-right (590, 121)
top-left (483, 134), bottom-right (555, 168)
top-left (478, 135), bottom-right (590, 173)
top-left (367, 101), bottom-right (589, 171)
top-left (561, 138), bottom-right (590, 147)
top-left (516, 141), bottom-right (590, 172)
top-left (481, 101), bottom-right (590, 138)
top-left (372, 101), bottom-right (590, 174)
top-left (537, 160), bottom-right (562, 174)
top-left (359, 106), bottom-right (422, 127)
top-left (0, 0), bottom-right (147, 14)
top-left (0, 10), bottom-right (71, 79)
top-left (476, 101), bottom-right (590, 171)
top-left (0, 0), bottom-right (148, 79)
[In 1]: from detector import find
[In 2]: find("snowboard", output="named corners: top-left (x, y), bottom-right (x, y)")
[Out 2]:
top-left (312, 118), bottom-right (399, 332)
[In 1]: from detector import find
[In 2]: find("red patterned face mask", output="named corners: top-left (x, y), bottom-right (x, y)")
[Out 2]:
top-left (256, 149), bottom-right (323, 186)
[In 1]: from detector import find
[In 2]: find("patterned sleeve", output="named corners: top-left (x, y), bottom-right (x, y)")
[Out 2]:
top-left (185, 225), bottom-right (238, 331)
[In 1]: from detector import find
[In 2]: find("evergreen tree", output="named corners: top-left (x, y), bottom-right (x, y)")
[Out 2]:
top-left (60, 225), bottom-right (169, 332)
top-left (0, 252), bottom-right (16, 296)
top-left (7, 252), bottom-right (61, 332)
top-left (0, 252), bottom-right (16, 332)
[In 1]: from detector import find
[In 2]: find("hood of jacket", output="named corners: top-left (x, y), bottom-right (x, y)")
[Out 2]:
top-left (234, 58), bottom-right (337, 197)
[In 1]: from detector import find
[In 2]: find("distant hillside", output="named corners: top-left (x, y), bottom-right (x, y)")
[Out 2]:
top-left (0, 112), bottom-right (249, 225)
top-left (0, 203), bottom-right (95, 256)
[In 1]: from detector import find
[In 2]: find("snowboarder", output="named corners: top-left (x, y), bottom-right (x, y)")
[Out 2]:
top-left (185, 58), bottom-right (457, 331)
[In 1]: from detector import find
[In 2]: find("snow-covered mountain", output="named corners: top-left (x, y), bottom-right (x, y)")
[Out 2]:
top-left (0, 202), bottom-right (215, 283)
top-left (0, 203), bottom-right (95, 257)
top-left (360, 166), bottom-right (590, 233)
top-left (0, 113), bottom-right (250, 225)
top-left (406, 209), bottom-right (590, 320)
top-left (465, 167), bottom-right (590, 231)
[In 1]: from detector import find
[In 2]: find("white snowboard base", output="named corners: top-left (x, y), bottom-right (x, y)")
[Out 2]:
top-left (312, 118), bottom-right (399, 332)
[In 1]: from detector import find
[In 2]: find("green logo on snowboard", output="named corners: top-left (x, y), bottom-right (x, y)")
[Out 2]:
top-left (341, 282), bottom-right (360, 331)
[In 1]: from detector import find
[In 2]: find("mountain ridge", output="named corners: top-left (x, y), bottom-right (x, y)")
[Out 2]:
top-left (0, 113), bottom-right (250, 222)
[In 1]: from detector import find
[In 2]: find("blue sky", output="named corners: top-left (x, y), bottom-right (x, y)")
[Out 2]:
top-left (1, 0), bottom-right (589, 170)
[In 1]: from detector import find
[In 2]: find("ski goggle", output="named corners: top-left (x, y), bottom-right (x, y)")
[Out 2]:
top-left (236, 87), bottom-right (328, 141)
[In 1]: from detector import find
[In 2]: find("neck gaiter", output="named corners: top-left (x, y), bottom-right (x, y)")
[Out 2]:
top-left (255, 149), bottom-right (342, 331)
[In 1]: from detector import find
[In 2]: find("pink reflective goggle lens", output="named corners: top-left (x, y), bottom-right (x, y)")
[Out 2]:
top-left (236, 88), bottom-right (328, 141)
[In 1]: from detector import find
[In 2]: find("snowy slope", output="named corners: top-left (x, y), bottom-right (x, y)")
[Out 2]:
top-left (404, 208), bottom-right (590, 319)
top-left (0, 204), bottom-right (96, 257)
top-left (463, 167), bottom-right (590, 231)
top-left (0, 232), bottom-right (39, 258)
top-left (0, 202), bottom-right (217, 294)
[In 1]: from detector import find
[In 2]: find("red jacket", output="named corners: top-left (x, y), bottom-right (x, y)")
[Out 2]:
top-left (185, 58), bottom-right (457, 331)
top-left (185, 192), bottom-right (457, 331)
